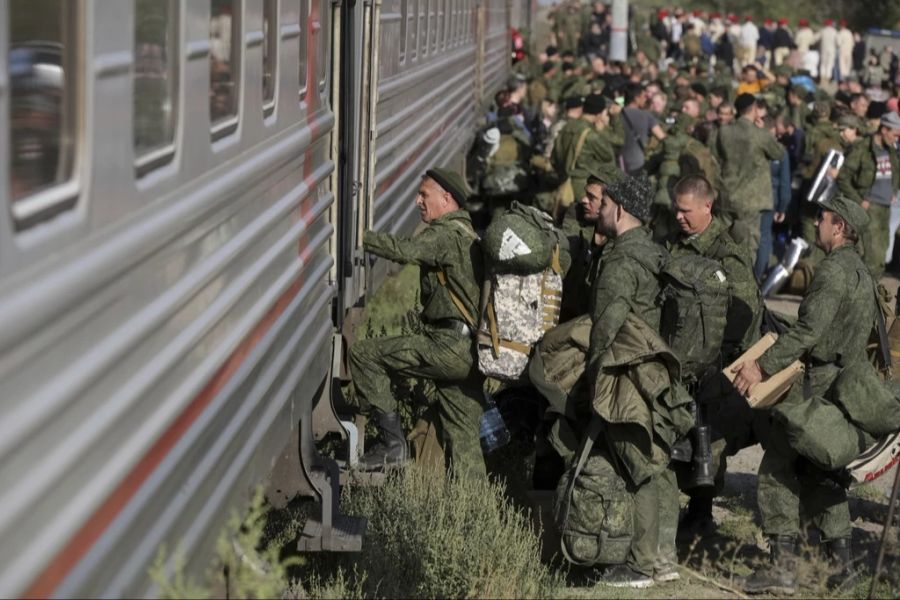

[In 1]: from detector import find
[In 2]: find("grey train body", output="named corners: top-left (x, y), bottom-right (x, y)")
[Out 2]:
top-left (0, 0), bottom-right (532, 597)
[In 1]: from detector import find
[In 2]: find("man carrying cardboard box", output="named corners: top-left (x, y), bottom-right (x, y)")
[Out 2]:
top-left (731, 194), bottom-right (876, 595)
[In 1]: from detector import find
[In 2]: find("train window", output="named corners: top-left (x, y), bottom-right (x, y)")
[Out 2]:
top-left (210, 0), bottom-right (240, 138)
top-left (262, 0), bottom-right (276, 115)
top-left (428, 1), bottom-right (440, 54)
top-left (432, 1), bottom-right (447, 52)
top-left (8, 0), bottom-right (78, 226)
top-left (399, 0), bottom-right (407, 63)
top-left (406, 0), bottom-right (416, 61)
top-left (298, 0), bottom-right (308, 99)
top-left (417, 0), bottom-right (426, 58)
top-left (317, 0), bottom-right (328, 93)
top-left (450, 0), bottom-right (459, 48)
top-left (134, 0), bottom-right (178, 175)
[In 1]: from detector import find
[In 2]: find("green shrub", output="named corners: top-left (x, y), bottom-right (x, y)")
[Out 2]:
top-left (303, 465), bottom-right (562, 599)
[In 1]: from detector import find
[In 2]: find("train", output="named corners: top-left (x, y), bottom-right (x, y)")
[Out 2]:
top-left (0, 0), bottom-right (535, 597)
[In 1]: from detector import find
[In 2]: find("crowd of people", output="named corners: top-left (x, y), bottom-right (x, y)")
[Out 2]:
top-left (344, 1), bottom-right (900, 595)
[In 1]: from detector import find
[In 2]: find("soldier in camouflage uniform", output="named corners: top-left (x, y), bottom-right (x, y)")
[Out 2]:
top-left (551, 93), bottom-right (617, 206)
top-left (348, 168), bottom-right (486, 478)
top-left (664, 175), bottom-right (765, 543)
top-left (732, 195), bottom-right (875, 595)
top-left (559, 165), bottom-right (623, 322)
top-left (649, 114), bottom-right (722, 242)
top-left (837, 111), bottom-right (900, 277)
top-left (712, 93), bottom-right (786, 257)
top-left (793, 101), bottom-right (842, 266)
top-left (587, 175), bottom-right (672, 588)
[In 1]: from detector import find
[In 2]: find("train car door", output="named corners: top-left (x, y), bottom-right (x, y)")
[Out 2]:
top-left (332, 0), bottom-right (371, 323)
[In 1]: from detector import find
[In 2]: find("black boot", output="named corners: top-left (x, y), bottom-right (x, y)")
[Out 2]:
top-left (360, 410), bottom-right (409, 470)
top-left (743, 535), bottom-right (799, 595)
top-left (677, 496), bottom-right (716, 542)
top-left (825, 538), bottom-right (856, 590)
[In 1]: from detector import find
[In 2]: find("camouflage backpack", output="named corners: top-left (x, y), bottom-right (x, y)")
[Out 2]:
top-left (478, 202), bottom-right (570, 380)
top-left (659, 254), bottom-right (730, 380)
top-left (555, 417), bottom-right (633, 566)
top-left (482, 123), bottom-right (530, 196)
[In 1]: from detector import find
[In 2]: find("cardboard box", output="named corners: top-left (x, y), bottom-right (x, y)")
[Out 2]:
top-left (723, 333), bottom-right (804, 408)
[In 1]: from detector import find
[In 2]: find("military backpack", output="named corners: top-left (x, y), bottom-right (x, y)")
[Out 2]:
top-left (477, 202), bottom-right (570, 380)
top-left (482, 132), bottom-right (530, 196)
top-left (659, 254), bottom-right (730, 380)
top-left (555, 417), bottom-right (634, 567)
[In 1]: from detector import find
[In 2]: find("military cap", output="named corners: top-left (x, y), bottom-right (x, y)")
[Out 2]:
top-left (605, 174), bottom-right (653, 223)
top-left (583, 93), bottom-right (607, 114)
top-left (425, 168), bottom-right (468, 206)
top-left (880, 111), bottom-right (900, 131)
top-left (542, 62), bottom-right (556, 74)
top-left (545, 45), bottom-right (558, 57)
top-left (820, 194), bottom-right (870, 234)
top-left (564, 95), bottom-right (584, 109)
top-left (586, 165), bottom-right (624, 186)
top-left (837, 114), bottom-right (862, 131)
top-left (789, 84), bottom-right (808, 98)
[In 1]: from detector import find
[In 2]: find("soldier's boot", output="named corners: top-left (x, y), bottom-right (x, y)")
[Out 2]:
top-left (360, 410), bottom-right (409, 471)
top-left (677, 496), bottom-right (716, 542)
top-left (743, 535), bottom-right (799, 595)
top-left (824, 538), bottom-right (856, 589)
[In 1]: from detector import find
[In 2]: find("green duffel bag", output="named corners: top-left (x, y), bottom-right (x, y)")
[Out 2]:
top-left (774, 395), bottom-right (875, 471)
top-left (555, 418), bottom-right (633, 567)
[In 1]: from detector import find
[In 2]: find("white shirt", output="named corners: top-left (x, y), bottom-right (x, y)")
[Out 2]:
top-left (741, 22), bottom-right (760, 47)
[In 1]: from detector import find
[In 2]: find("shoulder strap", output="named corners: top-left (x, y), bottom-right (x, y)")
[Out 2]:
top-left (872, 283), bottom-right (892, 378)
top-left (567, 126), bottom-right (593, 172)
top-left (436, 271), bottom-right (478, 328)
top-left (435, 218), bottom-right (480, 328)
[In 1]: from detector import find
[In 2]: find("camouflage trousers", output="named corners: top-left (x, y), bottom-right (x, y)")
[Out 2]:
top-left (656, 467), bottom-right (680, 572)
top-left (628, 464), bottom-right (675, 576)
top-left (757, 365), bottom-right (851, 540)
top-left (862, 203), bottom-right (891, 278)
top-left (347, 327), bottom-right (486, 479)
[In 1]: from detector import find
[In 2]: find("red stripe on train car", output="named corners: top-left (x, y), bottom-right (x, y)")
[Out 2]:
top-left (22, 270), bottom-right (308, 599)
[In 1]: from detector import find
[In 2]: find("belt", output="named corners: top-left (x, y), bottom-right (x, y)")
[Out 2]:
top-left (429, 318), bottom-right (472, 337)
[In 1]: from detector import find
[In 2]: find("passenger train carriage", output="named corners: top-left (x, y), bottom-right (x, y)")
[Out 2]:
top-left (0, 0), bottom-right (533, 597)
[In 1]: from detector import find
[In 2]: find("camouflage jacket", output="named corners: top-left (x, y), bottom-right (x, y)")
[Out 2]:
top-left (601, 112), bottom-right (626, 150)
top-left (713, 117), bottom-right (786, 215)
top-left (801, 120), bottom-right (841, 180)
top-left (363, 210), bottom-right (483, 325)
top-left (560, 209), bottom-right (605, 322)
top-left (837, 136), bottom-right (900, 205)
top-left (588, 227), bottom-right (667, 376)
top-left (667, 216), bottom-right (763, 361)
top-left (551, 117), bottom-right (616, 187)
top-left (758, 244), bottom-right (875, 375)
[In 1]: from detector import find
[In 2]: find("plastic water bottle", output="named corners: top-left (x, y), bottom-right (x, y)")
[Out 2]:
top-left (480, 395), bottom-right (511, 454)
